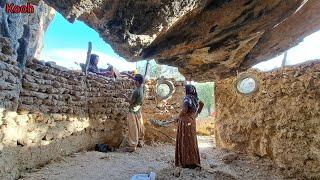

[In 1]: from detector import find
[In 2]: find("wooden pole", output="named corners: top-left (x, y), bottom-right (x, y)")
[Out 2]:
top-left (84, 42), bottom-right (92, 75)
top-left (281, 51), bottom-right (288, 69)
top-left (144, 60), bottom-right (150, 79)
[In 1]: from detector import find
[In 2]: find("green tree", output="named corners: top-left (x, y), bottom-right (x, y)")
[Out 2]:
top-left (195, 82), bottom-right (215, 116)
top-left (137, 60), bottom-right (184, 80)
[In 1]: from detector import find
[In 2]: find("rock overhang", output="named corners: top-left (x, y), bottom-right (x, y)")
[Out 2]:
top-left (41, 0), bottom-right (320, 81)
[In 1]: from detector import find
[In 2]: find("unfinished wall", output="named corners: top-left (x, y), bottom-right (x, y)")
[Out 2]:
top-left (0, 37), bottom-right (134, 179)
top-left (143, 79), bottom-right (216, 142)
top-left (86, 75), bottom-right (133, 147)
top-left (214, 61), bottom-right (320, 179)
top-left (143, 79), bottom-right (184, 143)
top-left (0, 39), bottom-right (21, 179)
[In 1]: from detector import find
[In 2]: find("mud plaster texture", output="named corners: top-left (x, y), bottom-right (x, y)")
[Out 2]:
top-left (0, 37), bottom-right (135, 179)
top-left (142, 79), bottom-right (216, 143)
top-left (214, 61), bottom-right (320, 179)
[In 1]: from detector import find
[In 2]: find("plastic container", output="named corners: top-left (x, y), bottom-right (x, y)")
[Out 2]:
top-left (130, 172), bottom-right (156, 180)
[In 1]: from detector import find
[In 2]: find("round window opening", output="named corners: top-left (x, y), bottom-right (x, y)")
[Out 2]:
top-left (236, 76), bottom-right (258, 95)
top-left (157, 84), bottom-right (171, 98)
top-left (156, 79), bottom-right (175, 100)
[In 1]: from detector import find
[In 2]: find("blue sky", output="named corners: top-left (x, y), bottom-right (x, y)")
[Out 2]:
top-left (41, 13), bottom-right (136, 71)
top-left (41, 13), bottom-right (320, 72)
top-left (253, 30), bottom-right (320, 71)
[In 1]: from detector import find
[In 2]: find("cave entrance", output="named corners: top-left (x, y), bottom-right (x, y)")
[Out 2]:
top-left (40, 12), bottom-right (136, 72)
top-left (253, 30), bottom-right (320, 71)
top-left (193, 82), bottom-right (215, 118)
top-left (193, 81), bottom-right (215, 136)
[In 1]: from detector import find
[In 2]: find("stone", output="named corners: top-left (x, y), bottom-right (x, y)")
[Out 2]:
top-left (0, 57), bottom-right (136, 178)
top-left (41, 0), bottom-right (320, 80)
top-left (209, 164), bottom-right (218, 169)
top-left (0, 0), bottom-right (55, 66)
top-left (173, 168), bottom-right (181, 178)
top-left (222, 153), bottom-right (239, 164)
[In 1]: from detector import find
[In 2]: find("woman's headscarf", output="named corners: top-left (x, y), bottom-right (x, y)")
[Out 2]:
top-left (185, 85), bottom-right (198, 98)
top-left (88, 54), bottom-right (99, 73)
top-left (184, 85), bottom-right (199, 112)
top-left (90, 54), bottom-right (99, 65)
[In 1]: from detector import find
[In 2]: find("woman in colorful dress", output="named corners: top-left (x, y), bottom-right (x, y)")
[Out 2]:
top-left (175, 84), bottom-right (204, 168)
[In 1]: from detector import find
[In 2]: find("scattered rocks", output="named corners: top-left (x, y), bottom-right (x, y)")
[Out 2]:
top-left (209, 164), bottom-right (218, 169)
top-left (158, 167), bottom-right (238, 180)
top-left (173, 168), bottom-right (181, 177)
top-left (222, 153), bottom-right (239, 164)
top-left (201, 153), bottom-right (208, 160)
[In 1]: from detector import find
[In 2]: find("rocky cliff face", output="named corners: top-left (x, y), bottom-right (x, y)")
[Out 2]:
top-left (0, 0), bottom-right (55, 67)
top-left (41, 0), bottom-right (320, 80)
top-left (2, 0), bottom-right (319, 80)
top-left (214, 61), bottom-right (320, 179)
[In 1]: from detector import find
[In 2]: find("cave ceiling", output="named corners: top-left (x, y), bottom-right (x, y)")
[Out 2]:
top-left (41, 0), bottom-right (320, 81)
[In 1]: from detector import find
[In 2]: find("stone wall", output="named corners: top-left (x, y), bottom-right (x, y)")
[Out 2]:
top-left (143, 79), bottom-right (184, 143)
top-left (0, 38), bottom-right (21, 112)
top-left (0, 37), bottom-right (134, 179)
top-left (86, 75), bottom-right (132, 147)
top-left (0, 39), bottom-right (22, 180)
top-left (214, 61), bottom-right (320, 179)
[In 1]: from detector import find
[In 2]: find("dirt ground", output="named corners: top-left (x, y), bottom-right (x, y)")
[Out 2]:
top-left (20, 136), bottom-right (285, 180)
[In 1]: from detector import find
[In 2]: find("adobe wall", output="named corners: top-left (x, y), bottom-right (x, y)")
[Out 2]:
top-left (143, 79), bottom-right (184, 143)
top-left (214, 61), bottom-right (320, 179)
top-left (0, 37), bottom-right (134, 179)
top-left (143, 79), bottom-right (216, 143)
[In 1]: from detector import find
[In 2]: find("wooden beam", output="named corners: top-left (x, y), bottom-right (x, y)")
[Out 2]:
top-left (84, 42), bottom-right (92, 75)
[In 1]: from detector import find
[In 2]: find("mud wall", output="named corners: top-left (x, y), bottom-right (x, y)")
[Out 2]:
top-left (0, 37), bottom-right (134, 179)
top-left (214, 61), bottom-right (320, 179)
top-left (143, 79), bottom-right (184, 143)
top-left (143, 79), bottom-right (215, 142)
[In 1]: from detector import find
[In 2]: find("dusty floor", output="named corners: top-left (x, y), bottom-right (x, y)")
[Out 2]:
top-left (20, 136), bottom-right (285, 180)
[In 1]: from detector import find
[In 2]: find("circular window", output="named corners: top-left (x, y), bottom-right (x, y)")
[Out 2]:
top-left (157, 84), bottom-right (171, 98)
top-left (156, 79), bottom-right (175, 100)
top-left (235, 74), bottom-right (259, 95)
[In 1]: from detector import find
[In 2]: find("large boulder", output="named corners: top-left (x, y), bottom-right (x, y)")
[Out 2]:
top-left (0, 0), bottom-right (55, 67)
